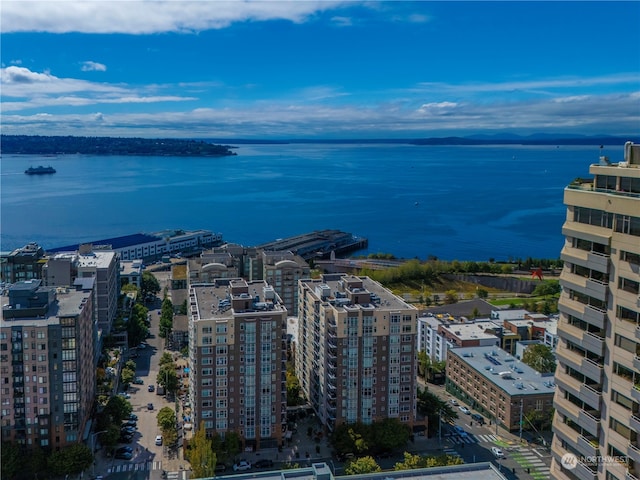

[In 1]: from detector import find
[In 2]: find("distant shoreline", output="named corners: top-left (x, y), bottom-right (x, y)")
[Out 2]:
top-left (1, 134), bottom-right (636, 154)
top-left (0, 135), bottom-right (237, 157)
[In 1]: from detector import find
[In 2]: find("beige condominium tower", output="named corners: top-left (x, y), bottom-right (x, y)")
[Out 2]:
top-left (188, 278), bottom-right (288, 450)
top-left (551, 142), bottom-right (640, 480)
top-left (296, 274), bottom-right (418, 432)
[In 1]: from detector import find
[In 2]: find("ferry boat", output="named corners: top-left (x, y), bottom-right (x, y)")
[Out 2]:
top-left (25, 165), bottom-right (56, 175)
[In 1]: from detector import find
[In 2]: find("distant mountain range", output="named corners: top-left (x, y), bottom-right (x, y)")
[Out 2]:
top-left (203, 134), bottom-right (638, 146)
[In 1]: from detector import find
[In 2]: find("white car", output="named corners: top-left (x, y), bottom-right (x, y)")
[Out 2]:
top-left (459, 406), bottom-right (471, 415)
top-left (449, 398), bottom-right (458, 406)
top-left (155, 435), bottom-right (163, 446)
top-left (233, 460), bottom-right (251, 472)
top-left (491, 447), bottom-right (504, 458)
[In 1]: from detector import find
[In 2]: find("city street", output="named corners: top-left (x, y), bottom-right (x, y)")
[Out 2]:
top-left (98, 275), bottom-right (188, 480)
top-left (421, 381), bottom-right (552, 479)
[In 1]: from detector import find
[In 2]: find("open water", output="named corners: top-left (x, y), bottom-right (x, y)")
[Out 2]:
top-left (0, 143), bottom-right (613, 261)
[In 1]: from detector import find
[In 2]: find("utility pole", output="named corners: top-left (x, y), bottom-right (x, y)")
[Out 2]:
top-left (519, 398), bottom-right (524, 443)
top-left (438, 409), bottom-right (442, 446)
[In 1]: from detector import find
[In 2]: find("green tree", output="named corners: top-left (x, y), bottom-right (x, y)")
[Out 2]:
top-left (157, 406), bottom-right (176, 433)
top-left (476, 288), bottom-right (489, 299)
top-left (344, 456), bottom-right (381, 475)
top-left (1, 442), bottom-right (20, 480)
top-left (371, 418), bottom-right (410, 453)
top-left (444, 290), bottom-right (458, 304)
top-left (286, 370), bottom-right (302, 405)
top-left (417, 388), bottom-right (457, 437)
top-left (188, 422), bottom-right (217, 479)
top-left (121, 366), bottom-right (135, 386)
top-left (159, 351), bottom-right (175, 367)
top-left (102, 423), bottom-right (122, 448)
top-left (103, 395), bottom-right (132, 423)
top-left (47, 444), bottom-right (93, 476)
top-left (394, 451), bottom-right (425, 470)
top-left (159, 297), bottom-right (174, 339)
top-left (223, 431), bottom-right (242, 459)
top-left (124, 359), bottom-right (137, 371)
top-left (141, 271), bottom-right (161, 298)
top-left (522, 344), bottom-right (557, 373)
top-left (532, 280), bottom-right (561, 297)
top-left (157, 365), bottom-right (179, 394)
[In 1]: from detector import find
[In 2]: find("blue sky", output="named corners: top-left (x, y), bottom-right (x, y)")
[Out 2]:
top-left (2, 1), bottom-right (639, 139)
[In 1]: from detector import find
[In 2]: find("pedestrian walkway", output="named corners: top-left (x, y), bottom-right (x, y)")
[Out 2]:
top-left (166, 471), bottom-right (189, 480)
top-left (442, 447), bottom-right (461, 459)
top-left (107, 460), bottom-right (163, 474)
top-left (509, 449), bottom-right (551, 480)
top-left (448, 433), bottom-right (500, 445)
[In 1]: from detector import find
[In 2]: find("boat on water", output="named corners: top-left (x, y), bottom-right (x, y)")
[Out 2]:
top-left (25, 165), bottom-right (56, 175)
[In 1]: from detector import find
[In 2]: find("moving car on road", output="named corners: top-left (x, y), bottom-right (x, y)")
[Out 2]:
top-left (453, 425), bottom-right (468, 438)
top-left (491, 447), bottom-right (504, 458)
top-left (155, 435), bottom-right (163, 446)
top-left (115, 450), bottom-right (133, 460)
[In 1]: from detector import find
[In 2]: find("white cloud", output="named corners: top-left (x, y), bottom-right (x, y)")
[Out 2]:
top-left (0, 66), bottom-right (198, 111)
top-left (81, 61), bottom-right (107, 72)
top-left (1, 1), bottom-right (353, 34)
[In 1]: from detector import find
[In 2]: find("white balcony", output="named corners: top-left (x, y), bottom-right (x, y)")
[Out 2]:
top-left (628, 442), bottom-right (640, 464)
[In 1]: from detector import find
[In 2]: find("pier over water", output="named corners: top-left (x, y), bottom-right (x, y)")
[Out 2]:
top-left (257, 229), bottom-right (367, 260)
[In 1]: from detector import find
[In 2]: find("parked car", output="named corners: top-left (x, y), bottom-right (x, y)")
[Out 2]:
top-left (449, 398), bottom-right (458, 406)
top-left (121, 426), bottom-right (136, 435)
top-left (147, 403), bottom-right (154, 410)
top-left (116, 446), bottom-right (133, 455)
top-left (133, 378), bottom-right (144, 385)
top-left (155, 435), bottom-right (163, 446)
top-left (214, 464), bottom-right (227, 473)
top-left (138, 343), bottom-right (146, 349)
top-left (114, 450), bottom-right (133, 460)
top-left (453, 425), bottom-right (468, 438)
top-left (118, 433), bottom-right (134, 443)
top-left (148, 384), bottom-right (155, 392)
top-left (117, 392), bottom-right (130, 399)
top-left (128, 413), bottom-right (138, 421)
top-left (471, 413), bottom-right (485, 424)
top-left (459, 406), bottom-right (471, 415)
top-left (491, 447), bottom-right (504, 458)
top-left (254, 459), bottom-right (274, 468)
top-left (233, 460), bottom-right (252, 472)
top-left (122, 420), bottom-right (137, 428)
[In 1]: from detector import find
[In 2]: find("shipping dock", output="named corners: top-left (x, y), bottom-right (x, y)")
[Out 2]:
top-left (257, 229), bottom-right (368, 260)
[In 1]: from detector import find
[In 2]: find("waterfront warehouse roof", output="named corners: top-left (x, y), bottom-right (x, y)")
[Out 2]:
top-left (47, 233), bottom-right (161, 253)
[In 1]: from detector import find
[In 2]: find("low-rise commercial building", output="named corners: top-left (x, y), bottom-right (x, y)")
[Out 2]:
top-left (446, 346), bottom-right (556, 432)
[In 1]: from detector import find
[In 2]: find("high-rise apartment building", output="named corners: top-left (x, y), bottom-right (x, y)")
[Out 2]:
top-left (1, 280), bottom-right (96, 450)
top-left (551, 142), bottom-right (640, 480)
top-left (262, 251), bottom-right (310, 314)
top-left (43, 245), bottom-right (119, 334)
top-left (188, 278), bottom-right (287, 450)
top-left (296, 274), bottom-right (418, 432)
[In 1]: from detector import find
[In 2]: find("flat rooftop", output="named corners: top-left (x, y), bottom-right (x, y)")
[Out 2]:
top-left (191, 279), bottom-right (287, 320)
top-left (1, 288), bottom-right (91, 327)
top-left (439, 321), bottom-right (501, 342)
top-left (449, 345), bottom-right (556, 397)
top-left (301, 275), bottom-right (414, 312)
top-left (216, 462), bottom-right (505, 480)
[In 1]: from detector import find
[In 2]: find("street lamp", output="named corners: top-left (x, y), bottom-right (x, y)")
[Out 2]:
top-left (91, 430), bottom-right (108, 477)
top-left (438, 409), bottom-right (443, 446)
